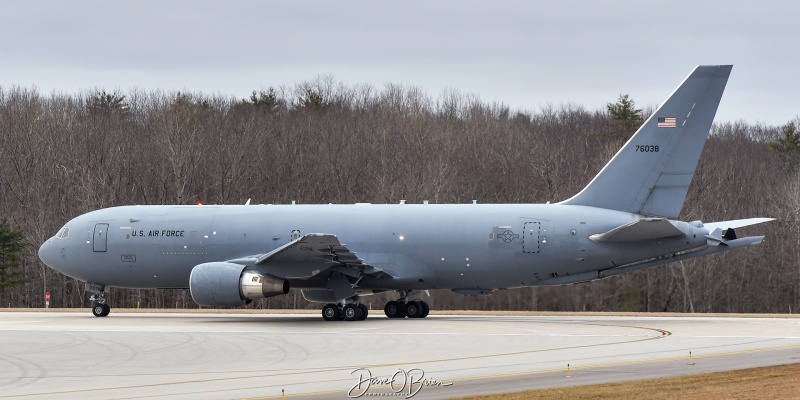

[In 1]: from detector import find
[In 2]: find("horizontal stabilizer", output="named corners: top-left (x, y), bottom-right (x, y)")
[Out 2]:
top-left (703, 218), bottom-right (775, 232)
top-left (590, 218), bottom-right (684, 242)
top-left (704, 218), bottom-right (774, 246)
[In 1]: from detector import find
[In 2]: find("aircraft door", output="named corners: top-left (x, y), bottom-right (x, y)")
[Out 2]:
top-left (93, 223), bottom-right (108, 252)
top-left (523, 222), bottom-right (540, 254)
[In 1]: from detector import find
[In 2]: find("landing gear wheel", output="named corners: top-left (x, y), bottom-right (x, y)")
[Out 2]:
top-left (92, 304), bottom-right (110, 317)
top-left (342, 304), bottom-right (363, 321)
top-left (322, 303), bottom-right (341, 321)
top-left (358, 304), bottom-right (369, 320)
top-left (419, 301), bottom-right (430, 318)
top-left (384, 300), bottom-right (406, 318)
top-left (406, 301), bottom-right (422, 318)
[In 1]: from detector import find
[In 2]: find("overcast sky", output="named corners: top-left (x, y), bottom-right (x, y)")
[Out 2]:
top-left (1, 1), bottom-right (797, 125)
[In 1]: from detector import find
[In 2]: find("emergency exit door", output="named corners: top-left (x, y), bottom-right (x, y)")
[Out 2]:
top-left (523, 221), bottom-right (540, 254)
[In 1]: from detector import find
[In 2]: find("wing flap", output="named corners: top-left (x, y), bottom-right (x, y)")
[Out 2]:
top-left (256, 233), bottom-right (343, 264)
top-left (254, 233), bottom-right (388, 279)
top-left (590, 218), bottom-right (684, 243)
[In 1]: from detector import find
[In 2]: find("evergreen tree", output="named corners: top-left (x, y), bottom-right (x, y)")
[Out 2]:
top-left (0, 219), bottom-right (27, 292)
top-left (247, 88), bottom-right (281, 111)
top-left (606, 94), bottom-right (643, 139)
top-left (296, 88), bottom-right (327, 110)
top-left (88, 90), bottom-right (130, 117)
top-left (769, 121), bottom-right (800, 162)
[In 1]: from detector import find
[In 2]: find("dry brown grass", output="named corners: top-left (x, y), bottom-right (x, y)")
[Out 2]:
top-left (460, 363), bottom-right (800, 400)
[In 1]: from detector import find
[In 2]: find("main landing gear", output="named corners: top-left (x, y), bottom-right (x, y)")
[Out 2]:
top-left (384, 299), bottom-right (430, 319)
top-left (384, 290), bottom-right (429, 319)
top-left (322, 302), bottom-right (369, 321)
top-left (318, 291), bottom-right (430, 321)
top-left (90, 289), bottom-right (110, 317)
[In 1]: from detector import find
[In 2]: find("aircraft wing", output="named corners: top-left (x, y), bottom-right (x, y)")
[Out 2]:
top-left (590, 218), bottom-right (684, 242)
top-left (251, 233), bottom-right (388, 279)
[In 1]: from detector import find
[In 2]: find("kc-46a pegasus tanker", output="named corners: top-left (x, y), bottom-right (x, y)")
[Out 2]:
top-left (39, 65), bottom-right (773, 321)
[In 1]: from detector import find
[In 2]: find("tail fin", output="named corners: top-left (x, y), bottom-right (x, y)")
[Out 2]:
top-left (560, 65), bottom-right (732, 218)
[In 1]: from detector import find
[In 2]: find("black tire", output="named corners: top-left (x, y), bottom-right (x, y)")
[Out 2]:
top-left (419, 301), bottom-right (430, 318)
top-left (406, 301), bottom-right (422, 318)
top-left (322, 303), bottom-right (341, 321)
top-left (384, 300), bottom-right (406, 318)
top-left (92, 304), bottom-right (106, 317)
top-left (342, 304), bottom-right (362, 321)
top-left (101, 304), bottom-right (111, 317)
top-left (358, 304), bottom-right (368, 320)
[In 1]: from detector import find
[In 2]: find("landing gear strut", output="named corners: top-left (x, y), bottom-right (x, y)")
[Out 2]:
top-left (384, 291), bottom-right (430, 319)
top-left (89, 289), bottom-right (110, 317)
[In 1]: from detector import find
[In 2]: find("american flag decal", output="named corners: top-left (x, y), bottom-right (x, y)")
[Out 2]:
top-left (657, 117), bottom-right (677, 128)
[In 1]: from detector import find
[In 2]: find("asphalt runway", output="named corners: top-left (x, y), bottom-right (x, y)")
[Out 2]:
top-left (1, 311), bottom-right (799, 399)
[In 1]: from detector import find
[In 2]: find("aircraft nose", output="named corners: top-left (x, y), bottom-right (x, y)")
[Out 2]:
top-left (38, 238), bottom-right (60, 269)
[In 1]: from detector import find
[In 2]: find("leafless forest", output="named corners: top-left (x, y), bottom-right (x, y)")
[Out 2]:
top-left (1, 77), bottom-right (798, 313)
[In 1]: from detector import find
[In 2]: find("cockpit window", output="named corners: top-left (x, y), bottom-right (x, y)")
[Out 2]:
top-left (56, 227), bottom-right (70, 239)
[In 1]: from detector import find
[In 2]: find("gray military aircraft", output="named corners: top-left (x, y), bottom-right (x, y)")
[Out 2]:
top-left (39, 65), bottom-right (772, 321)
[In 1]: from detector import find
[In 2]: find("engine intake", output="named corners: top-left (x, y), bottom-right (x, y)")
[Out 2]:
top-left (189, 262), bottom-right (289, 307)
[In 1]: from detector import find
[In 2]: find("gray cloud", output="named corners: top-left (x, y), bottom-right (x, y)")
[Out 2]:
top-left (1, 0), bottom-right (797, 124)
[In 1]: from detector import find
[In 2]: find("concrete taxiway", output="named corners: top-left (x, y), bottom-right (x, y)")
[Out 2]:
top-left (1, 311), bottom-right (799, 399)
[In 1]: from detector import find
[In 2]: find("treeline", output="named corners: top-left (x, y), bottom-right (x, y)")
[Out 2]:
top-left (0, 77), bottom-right (798, 313)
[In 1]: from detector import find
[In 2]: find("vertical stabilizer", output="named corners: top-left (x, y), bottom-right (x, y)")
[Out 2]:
top-left (560, 65), bottom-right (732, 218)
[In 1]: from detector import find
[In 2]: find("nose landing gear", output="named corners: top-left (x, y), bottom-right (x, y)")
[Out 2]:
top-left (92, 303), bottom-right (110, 317)
top-left (89, 286), bottom-right (110, 317)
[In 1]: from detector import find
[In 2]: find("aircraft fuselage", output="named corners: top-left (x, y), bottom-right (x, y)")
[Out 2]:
top-left (40, 203), bottom-right (706, 291)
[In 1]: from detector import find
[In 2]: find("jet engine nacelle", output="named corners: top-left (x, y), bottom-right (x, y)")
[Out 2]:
top-left (189, 262), bottom-right (289, 307)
